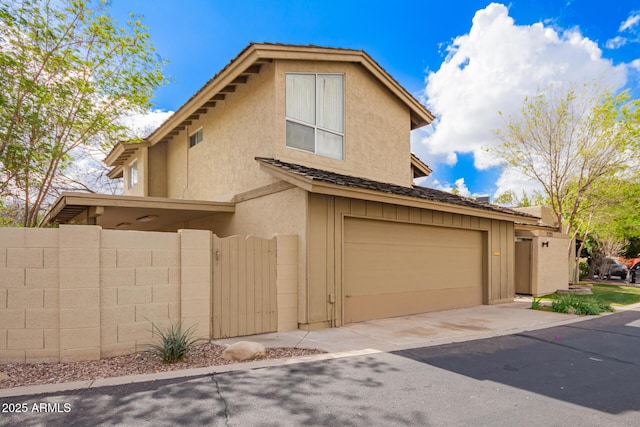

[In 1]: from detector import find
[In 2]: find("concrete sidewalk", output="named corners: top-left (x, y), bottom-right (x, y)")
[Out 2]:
top-left (4, 300), bottom-right (639, 398)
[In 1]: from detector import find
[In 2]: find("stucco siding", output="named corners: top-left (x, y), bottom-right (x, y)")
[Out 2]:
top-left (147, 142), bottom-right (168, 197)
top-left (164, 62), bottom-right (280, 201)
top-left (136, 57), bottom-right (415, 204)
top-left (274, 60), bottom-right (412, 187)
top-left (516, 229), bottom-right (569, 296)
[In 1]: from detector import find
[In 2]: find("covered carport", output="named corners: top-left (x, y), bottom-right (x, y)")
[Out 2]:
top-left (42, 192), bottom-right (235, 231)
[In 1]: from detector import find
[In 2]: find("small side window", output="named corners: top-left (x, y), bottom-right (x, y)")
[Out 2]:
top-left (128, 160), bottom-right (138, 189)
top-left (189, 128), bottom-right (203, 148)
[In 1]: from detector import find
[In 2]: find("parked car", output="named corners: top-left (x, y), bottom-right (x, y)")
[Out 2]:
top-left (598, 257), bottom-right (628, 280)
top-left (630, 262), bottom-right (640, 284)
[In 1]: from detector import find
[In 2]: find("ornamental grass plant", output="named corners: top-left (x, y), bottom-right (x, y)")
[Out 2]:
top-left (146, 321), bottom-right (205, 363)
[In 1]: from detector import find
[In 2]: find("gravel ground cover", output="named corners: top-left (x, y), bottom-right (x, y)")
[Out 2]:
top-left (0, 343), bottom-right (324, 389)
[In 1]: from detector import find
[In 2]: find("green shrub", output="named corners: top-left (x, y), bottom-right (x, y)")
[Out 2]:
top-left (146, 321), bottom-right (204, 363)
top-left (531, 298), bottom-right (542, 310)
top-left (551, 294), bottom-right (575, 314)
top-left (551, 294), bottom-right (613, 315)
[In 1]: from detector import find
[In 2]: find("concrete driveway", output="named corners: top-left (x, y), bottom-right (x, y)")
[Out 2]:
top-left (214, 300), bottom-right (605, 353)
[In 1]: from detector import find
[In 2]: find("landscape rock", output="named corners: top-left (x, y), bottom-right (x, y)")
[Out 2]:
top-left (221, 341), bottom-right (266, 361)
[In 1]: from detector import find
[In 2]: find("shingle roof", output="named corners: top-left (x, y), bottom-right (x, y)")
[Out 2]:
top-left (255, 157), bottom-right (539, 219)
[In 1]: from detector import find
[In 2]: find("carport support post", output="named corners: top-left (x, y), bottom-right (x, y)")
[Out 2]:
top-left (178, 229), bottom-right (212, 340)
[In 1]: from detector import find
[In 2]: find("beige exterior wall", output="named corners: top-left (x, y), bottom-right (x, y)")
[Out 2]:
top-left (516, 229), bottom-right (570, 296)
top-left (163, 62), bottom-right (279, 202)
top-left (304, 194), bottom-right (515, 329)
top-left (0, 226), bottom-right (297, 364)
top-left (274, 60), bottom-right (412, 187)
top-left (148, 142), bottom-right (168, 197)
top-left (134, 58), bottom-right (414, 205)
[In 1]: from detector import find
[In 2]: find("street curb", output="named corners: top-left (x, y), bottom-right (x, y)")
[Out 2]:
top-left (0, 349), bottom-right (381, 398)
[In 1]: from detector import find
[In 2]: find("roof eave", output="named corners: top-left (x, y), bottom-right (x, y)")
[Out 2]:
top-left (411, 153), bottom-right (432, 178)
top-left (258, 161), bottom-right (539, 224)
top-left (146, 45), bottom-right (264, 146)
top-left (104, 141), bottom-right (149, 168)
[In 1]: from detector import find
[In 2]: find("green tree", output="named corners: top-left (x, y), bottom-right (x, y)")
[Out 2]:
top-left (575, 177), bottom-right (640, 267)
top-left (495, 81), bottom-right (640, 242)
top-left (493, 189), bottom-right (547, 207)
top-left (573, 178), bottom-right (640, 262)
top-left (0, 0), bottom-right (166, 226)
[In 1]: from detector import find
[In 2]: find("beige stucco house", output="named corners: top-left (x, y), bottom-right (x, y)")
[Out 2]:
top-left (45, 43), bottom-right (547, 330)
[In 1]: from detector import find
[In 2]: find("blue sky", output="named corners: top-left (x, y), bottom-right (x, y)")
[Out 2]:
top-left (109, 0), bottom-right (640, 199)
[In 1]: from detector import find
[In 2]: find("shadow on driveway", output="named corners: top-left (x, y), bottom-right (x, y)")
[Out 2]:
top-left (392, 309), bottom-right (640, 415)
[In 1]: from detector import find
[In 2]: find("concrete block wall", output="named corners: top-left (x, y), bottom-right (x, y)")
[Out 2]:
top-left (59, 226), bottom-right (101, 362)
top-left (0, 228), bottom-right (60, 364)
top-left (0, 226), bottom-right (200, 364)
top-left (99, 229), bottom-right (182, 358)
top-left (0, 226), bottom-right (296, 364)
top-left (179, 229), bottom-right (212, 340)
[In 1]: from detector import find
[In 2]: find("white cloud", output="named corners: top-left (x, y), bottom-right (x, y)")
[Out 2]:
top-left (619, 12), bottom-right (640, 32)
top-left (418, 175), bottom-right (489, 199)
top-left (119, 109), bottom-right (174, 139)
top-left (492, 167), bottom-right (544, 201)
top-left (66, 109), bottom-right (174, 194)
top-left (606, 36), bottom-right (627, 49)
top-left (452, 178), bottom-right (471, 197)
top-left (419, 3), bottom-right (628, 198)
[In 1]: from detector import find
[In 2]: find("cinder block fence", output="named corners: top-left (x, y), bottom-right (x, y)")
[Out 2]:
top-left (0, 226), bottom-right (297, 364)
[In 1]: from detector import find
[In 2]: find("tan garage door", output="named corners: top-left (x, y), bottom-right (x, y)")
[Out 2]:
top-left (344, 217), bottom-right (484, 323)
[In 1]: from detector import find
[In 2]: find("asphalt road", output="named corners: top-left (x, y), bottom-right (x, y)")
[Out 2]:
top-left (2, 310), bottom-right (640, 426)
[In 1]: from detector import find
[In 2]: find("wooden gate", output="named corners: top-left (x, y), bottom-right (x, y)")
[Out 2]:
top-left (515, 239), bottom-right (533, 295)
top-left (211, 235), bottom-right (277, 339)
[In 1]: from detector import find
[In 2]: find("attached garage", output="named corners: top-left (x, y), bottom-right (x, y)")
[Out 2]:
top-left (256, 158), bottom-right (540, 330)
top-left (343, 217), bottom-right (484, 323)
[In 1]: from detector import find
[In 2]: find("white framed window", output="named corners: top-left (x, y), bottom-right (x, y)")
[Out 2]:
top-left (285, 73), bottom-right (344, 160)
top-left (128, 160), bottom-right (138, 189)
top-left (189, 128), bottom-right (203, 148)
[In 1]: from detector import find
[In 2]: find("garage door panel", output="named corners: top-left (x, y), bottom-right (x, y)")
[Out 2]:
top-left (344, 217), bottom-right (484, 323)
top-left (344, 286), bottom-right (483, 324)
top-left (345, 243), bottom-right (481, 294)
top-left (346, 219), bottom-right (479, 247)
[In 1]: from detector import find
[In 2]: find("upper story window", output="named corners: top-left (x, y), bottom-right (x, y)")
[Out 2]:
top-left (189, 128), bottom-right (203, 148)
top-left (285, 73), bottom-right (344, 160)
top-left (128, 160), bottom-right (138, 189)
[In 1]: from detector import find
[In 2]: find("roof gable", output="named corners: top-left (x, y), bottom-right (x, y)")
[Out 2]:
top-left (144, 43), bottom-right (435, 148)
